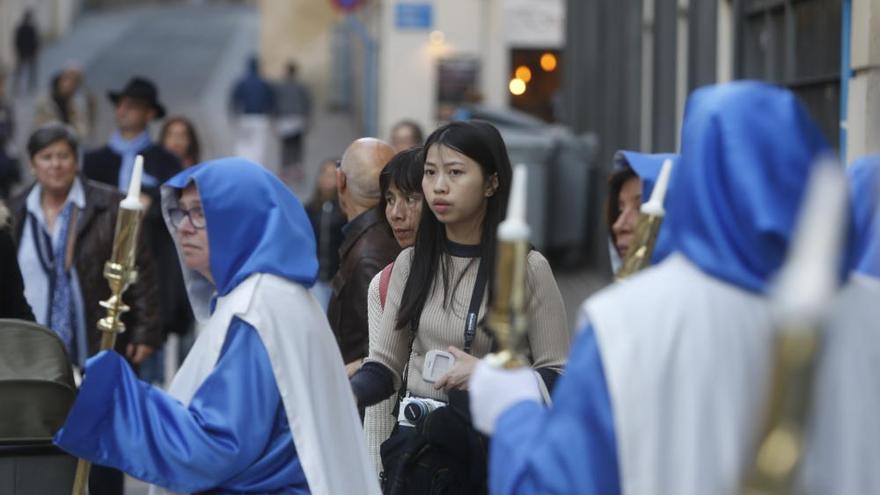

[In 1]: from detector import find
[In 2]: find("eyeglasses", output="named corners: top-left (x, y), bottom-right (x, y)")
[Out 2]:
top-left (168, 206), bottom-right (207, 229)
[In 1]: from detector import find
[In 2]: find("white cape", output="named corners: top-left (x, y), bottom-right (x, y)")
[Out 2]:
top-left (583, 254), bottom-right (775, 495)
top-left (798, 274), bottom-right (880, 494)
top-left (150, 273), bottom-right (380, 495)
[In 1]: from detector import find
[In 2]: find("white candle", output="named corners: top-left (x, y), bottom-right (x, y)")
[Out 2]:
top-left (641, 158), bottom-right (673, 217)
top-left (498, 164), bottom-right (531, 241)
top-left (120, 155), bottom-right (145, 210)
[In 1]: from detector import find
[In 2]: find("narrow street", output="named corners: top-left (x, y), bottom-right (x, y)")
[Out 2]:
top-left (10, 4), bottom-right (608, 492)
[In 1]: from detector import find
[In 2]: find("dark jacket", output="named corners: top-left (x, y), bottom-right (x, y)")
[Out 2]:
top-left (83, 143), bottom-right (192, 336)
top-left (11, 179), bottom-right (163, 357)
top-left (0, 210), bottom-right (34, 320)
top-left (14, 21), bottom-right (38, 58)
top-left (231, 58), bottom-right (277, 115)
top-left (327, 207), bottom-right (400, 363)
top-left (306, 199), bottom-right (346, 282)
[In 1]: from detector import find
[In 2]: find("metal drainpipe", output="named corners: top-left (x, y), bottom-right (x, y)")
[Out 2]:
top-left (346, 13), bottom-right (378, 137)
top-left (840, 0), bottom-right (852, 162)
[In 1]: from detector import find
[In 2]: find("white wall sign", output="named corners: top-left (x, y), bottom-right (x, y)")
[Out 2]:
top-left (502, 0), bottom-right (565, 48)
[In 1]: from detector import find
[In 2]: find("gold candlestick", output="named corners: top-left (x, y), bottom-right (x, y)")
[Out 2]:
top-left (486, 237), bottom-right (529, 368)
top-left (741, 162), bottom-right (847, 495)
top-left (486, 165), bottom-right (530, 369)
top-left (616, 213), bottom-right (663, 278)
top-left (71, 156), bottom-right (145, 495)
top-left (616, 159), bottom-right (673, 280)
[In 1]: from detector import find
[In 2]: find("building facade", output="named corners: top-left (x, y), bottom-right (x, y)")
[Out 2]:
top-left (566, 0), bottom-right (878, 168)
top-left (259, 0), bottom-right (565, 139)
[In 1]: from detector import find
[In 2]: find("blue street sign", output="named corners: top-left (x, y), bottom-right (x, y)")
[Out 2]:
top-left (395, 3), bottom-right (432, 30)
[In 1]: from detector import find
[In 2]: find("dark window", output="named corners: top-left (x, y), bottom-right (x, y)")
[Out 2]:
top-left (735, 0), bottom-right (841, 147)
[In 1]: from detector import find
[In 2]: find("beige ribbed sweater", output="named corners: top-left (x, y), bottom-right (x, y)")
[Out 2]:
top-left (364, 269), bottom-right (396, 474)
top-left (367, 246), bottom-right (571, 404)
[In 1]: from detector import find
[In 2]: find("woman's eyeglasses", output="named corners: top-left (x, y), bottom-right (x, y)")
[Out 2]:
top-left (168, 206), bottom-right (207, 229)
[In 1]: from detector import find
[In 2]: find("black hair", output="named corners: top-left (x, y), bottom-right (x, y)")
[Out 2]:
top-left (27, 122), bottom-right (79, 159)
top-left (391, 120), bottom-right (424, 146)
top-left (378, 147), bottom-right (424, 213)
top-left (378, 148), bottom-right (424, 235)
top-left (396, 120), bottom-right (512, 330)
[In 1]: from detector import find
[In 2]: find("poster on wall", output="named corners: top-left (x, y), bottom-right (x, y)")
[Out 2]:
top-left (436, 57), bottom-right (481, 123)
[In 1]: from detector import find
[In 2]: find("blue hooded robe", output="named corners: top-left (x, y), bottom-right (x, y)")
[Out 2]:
top-left (488, 81), bottom-right (832, 495)
top-left (54, 159), bottom-right (326, 494)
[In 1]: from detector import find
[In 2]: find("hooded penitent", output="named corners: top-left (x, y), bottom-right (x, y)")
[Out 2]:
top-left (55, 158), bottom-right (380, 495)
top-left (593, 82), bottom-right (830, 492)
top-left (489, 82), bottom-right (838, 495)
top-left (161, 157), bottom-right (318, 320)
top-left (606, 151), bottom-right (678, 272)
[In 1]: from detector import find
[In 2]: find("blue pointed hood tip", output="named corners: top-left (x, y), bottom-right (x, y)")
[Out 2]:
top-left (848, 155), bottom-right (880, 278)
top-left (613, 151), bottom-right (678, 200)
top-left (161, 158), bottom-right (317, 303)
top-left (660, 80), bottom-right (831, 293)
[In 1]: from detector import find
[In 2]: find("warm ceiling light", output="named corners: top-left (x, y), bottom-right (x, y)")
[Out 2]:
top-left (509, 78), bottom-right (527, 96)
top-left (515, 65), bottom-right (532, 83)
top-left (429, 30), bottom-right (445, 45)
top-left (540, 53), bottom-right (557, 72)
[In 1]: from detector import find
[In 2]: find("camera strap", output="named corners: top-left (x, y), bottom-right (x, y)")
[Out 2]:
top-left (393, 258), bottom-right (487, 415)
top-left (392, 321), bottom-right (418, 417)
top-left (463, 260), bottom-right (488, 354)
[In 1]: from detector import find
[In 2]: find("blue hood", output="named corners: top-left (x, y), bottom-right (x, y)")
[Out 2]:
top-left (660, 81), bottom-right (831, 293)
top-left (848, 155), bottom-right (880, 278)
top-left (613, 151), bottom-right (678, 200)
top-left (161, 158), bottom-right (317, 319)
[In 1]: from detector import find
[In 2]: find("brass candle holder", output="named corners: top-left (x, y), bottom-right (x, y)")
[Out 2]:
top-left (486, 165), bottom-right (531, 369)
top-left (486, 236), bottom-right (529, 368)
top-left (71, 156), bottom-right (145, 495)
top-left (741, 162), bottom-right (847, 495)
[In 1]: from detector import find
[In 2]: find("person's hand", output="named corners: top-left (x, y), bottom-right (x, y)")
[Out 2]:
top-left (468, 360), bottom-right (543, 435)
top-left (139, 193), bottom-right (153, 209)
top-left (126, 344), bottom-right (155, 365)
top-left (434, 346), bottom-right (478, 391)
top-left (346, 358), bottom-right (364, 378)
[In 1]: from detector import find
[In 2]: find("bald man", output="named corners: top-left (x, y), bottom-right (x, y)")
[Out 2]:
top-left (328, 138), bottom-right (401, 374)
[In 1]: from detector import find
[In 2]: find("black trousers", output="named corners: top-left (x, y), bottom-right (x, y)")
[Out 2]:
top-left (14, 55), bottom-right (37, 93)
top-left (89, 464), bottom-right (124, 495)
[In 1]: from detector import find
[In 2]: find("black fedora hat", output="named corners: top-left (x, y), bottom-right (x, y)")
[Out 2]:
top-left (107, 76), bottom-right (166, 119)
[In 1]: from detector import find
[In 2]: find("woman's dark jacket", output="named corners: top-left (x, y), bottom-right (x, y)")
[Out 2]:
top-left (10, 178), bottom-right (163, 357)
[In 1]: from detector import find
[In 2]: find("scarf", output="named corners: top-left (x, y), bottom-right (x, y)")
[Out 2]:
top-left (109, 130), bottom-right (153, 192)
top-left (30, 201), bottom-right (77, 358)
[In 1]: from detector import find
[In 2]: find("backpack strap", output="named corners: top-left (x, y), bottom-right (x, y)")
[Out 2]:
top-left (379, 261), bottom-right (394, 310)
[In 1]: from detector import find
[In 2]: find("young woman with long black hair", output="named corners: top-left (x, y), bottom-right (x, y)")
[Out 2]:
top-left (350, 120), bottom-right (570, 491)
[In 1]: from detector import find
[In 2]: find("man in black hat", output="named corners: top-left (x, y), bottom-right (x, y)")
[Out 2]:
top-left (82, 77), bottom-right (189, 423)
